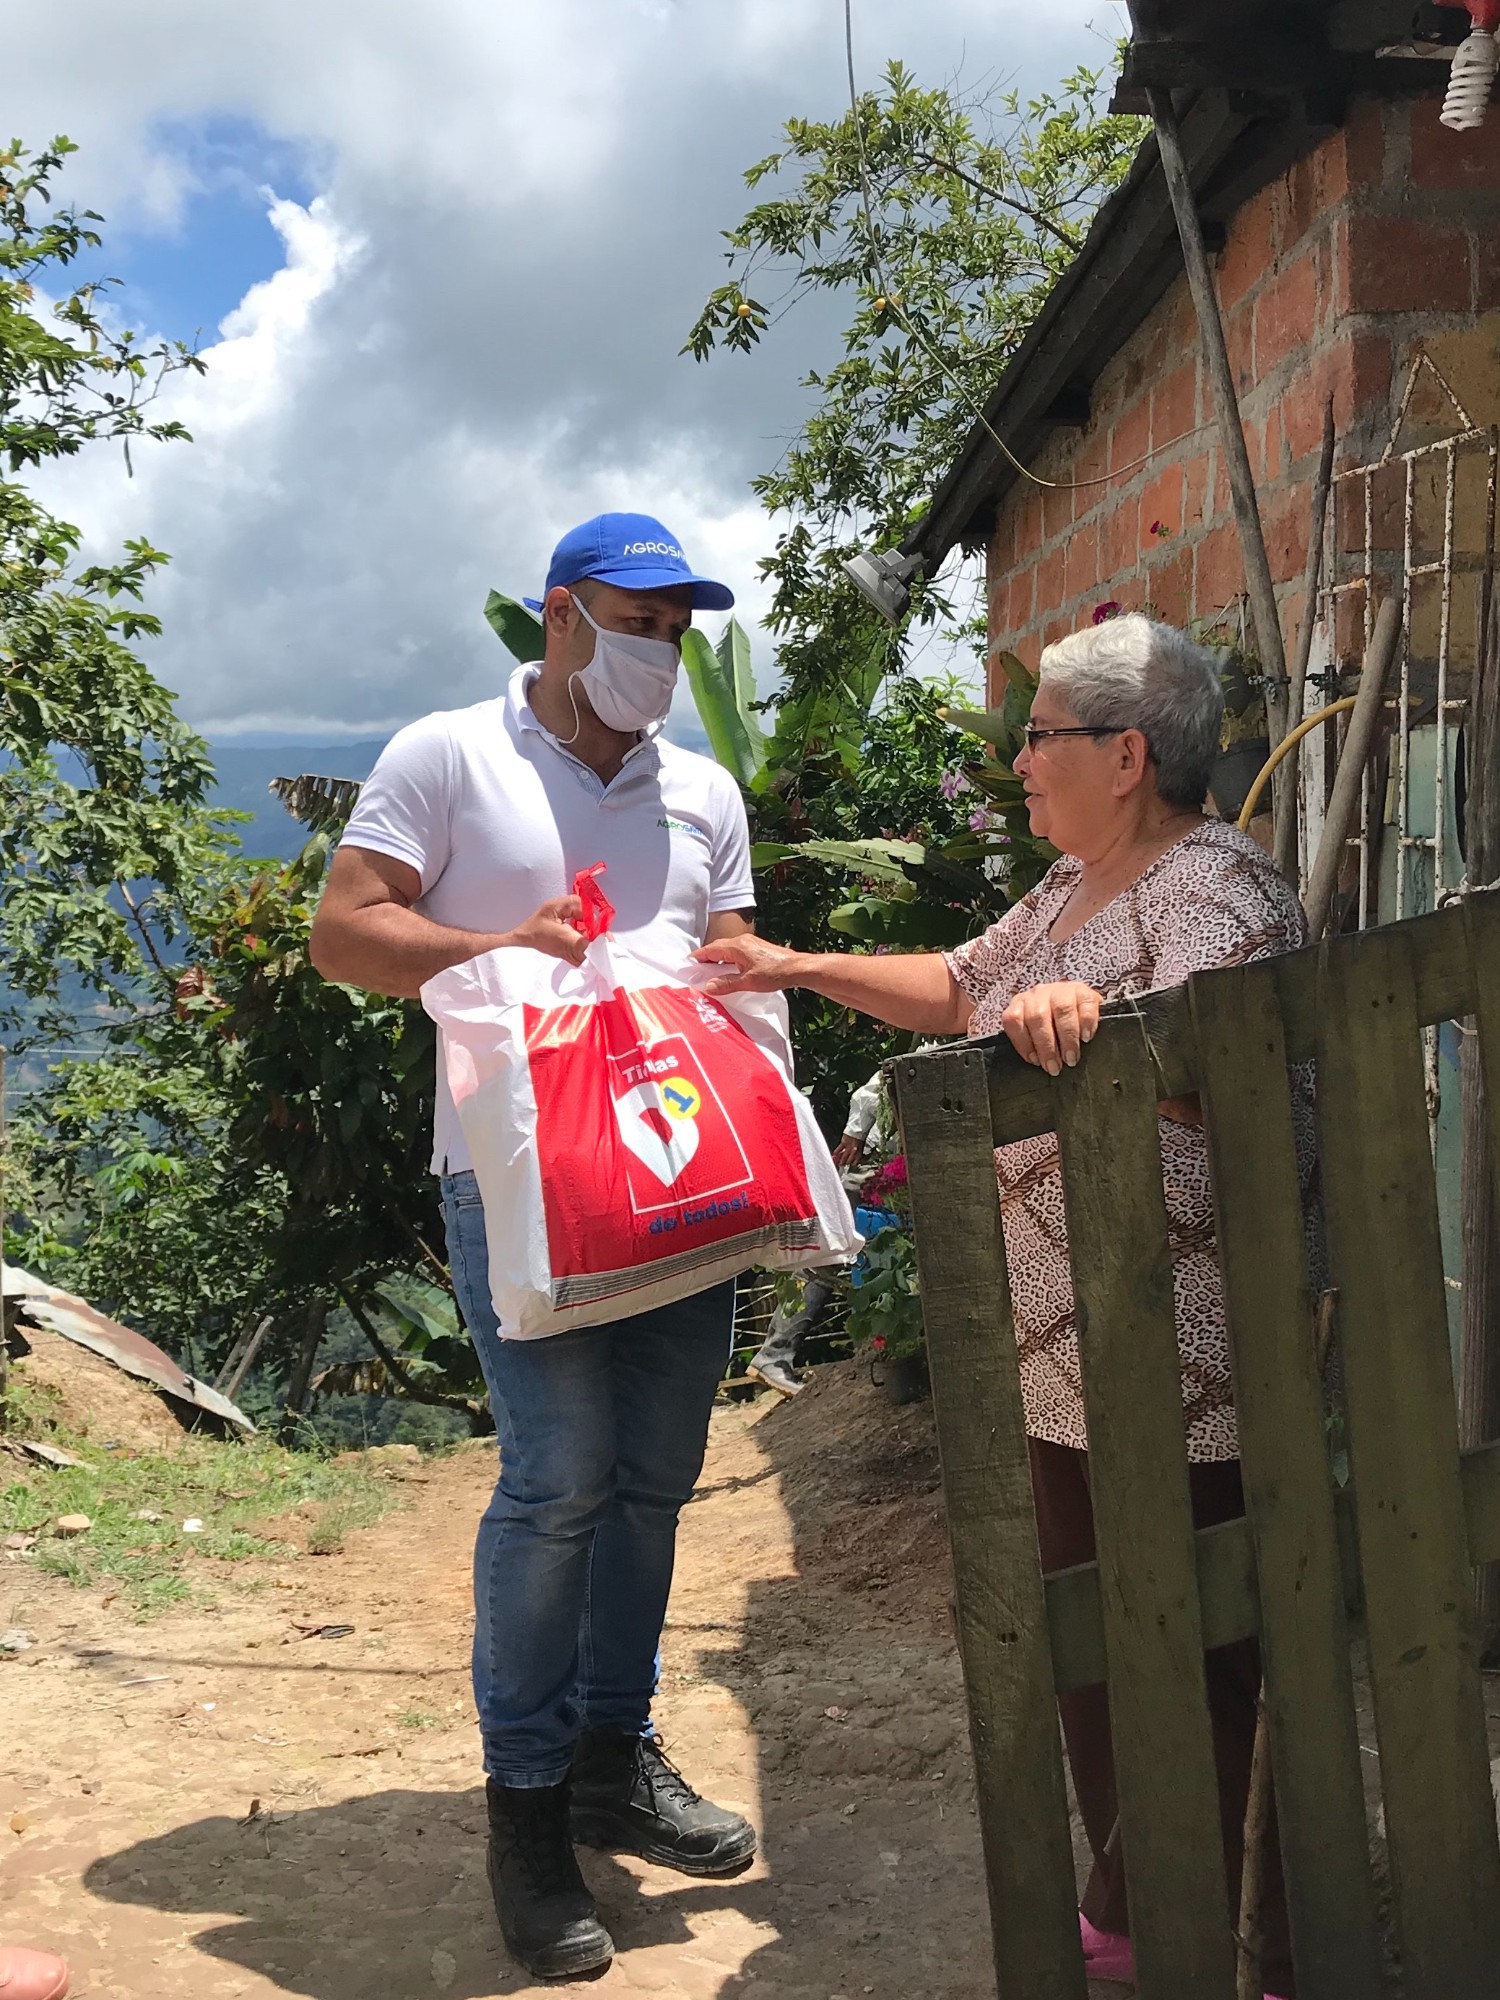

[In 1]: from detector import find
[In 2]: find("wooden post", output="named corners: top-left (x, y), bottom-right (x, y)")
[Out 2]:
top-left (1192, 961), bottom-right (1382, 2000)
top-left (1055, 1019), bottom-right (1237, 1998)
top-left (1276, 397), bottom-right (1337, 884)
top-left (278, 1300), bottom-right (326, 1443)
top-left (1303, 597), bottom-right (1402, 939)
top-left (895, 1046), bottom-right (1087, 2000)
top-left (1317, 927), bottom-right (1500, 1999)
top-left (1460, 596), bottom-right (1500, 1662)
top-left (222, 1315), bottom-right (274, 1406)
top-left (1148, 93), bottom-right (1289, 766)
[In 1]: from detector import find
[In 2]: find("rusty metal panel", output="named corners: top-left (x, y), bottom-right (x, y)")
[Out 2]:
top-left (1, 1263), bottom-right (255, 1434)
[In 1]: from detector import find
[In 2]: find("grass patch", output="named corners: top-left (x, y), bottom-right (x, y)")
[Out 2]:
top-left (0, 1402), bottom-right (394, 1618)
top-left (397, 1707), bottom-right (441, 1731)
top-left (304, 1487), bottom-right (387, 1557)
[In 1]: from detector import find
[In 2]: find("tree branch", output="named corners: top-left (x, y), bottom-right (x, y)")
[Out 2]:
top-left (338, 1287), bottom-right (484, 1425)
top-left (115, 876), bottom-right (170, 982)
top-left (917, 153), bottom-right (1083, 252)
top-left (382, 1202), bottom-right (456, 1295)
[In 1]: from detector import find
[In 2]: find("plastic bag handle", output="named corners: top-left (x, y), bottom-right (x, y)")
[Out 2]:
top-left (571, 862), bottom-right (614, 940)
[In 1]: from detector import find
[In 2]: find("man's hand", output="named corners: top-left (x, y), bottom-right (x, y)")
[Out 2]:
top-left (692, 933), bottom-right (806, 994)
top-left (1000, 980), bottom-right (1103, 1076)
top-left (505, 895), bottom-right (587, 966)
top-left (311, 846), bottom-right (597, 996)
top-left (832, 1133), bottom-right (866, 1169)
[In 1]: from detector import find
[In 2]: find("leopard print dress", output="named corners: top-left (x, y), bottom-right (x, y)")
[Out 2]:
top-left (944, 818), bottom-right (1309, 1463)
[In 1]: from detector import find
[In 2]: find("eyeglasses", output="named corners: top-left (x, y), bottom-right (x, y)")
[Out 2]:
top-left (1021, 725), bottom-right (1125, 750)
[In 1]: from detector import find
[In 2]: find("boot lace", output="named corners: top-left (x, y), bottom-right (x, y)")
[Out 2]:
top-left (635, 1737), bottom-right (703, 1813)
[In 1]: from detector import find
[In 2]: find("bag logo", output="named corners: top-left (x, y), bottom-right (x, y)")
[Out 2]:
top-left (613, 1079), bottom-right (701, 1186)
top-left (660, 1076), bottom-right (701, 1119)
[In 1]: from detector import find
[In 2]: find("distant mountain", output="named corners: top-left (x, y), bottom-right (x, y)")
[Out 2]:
top-left (210, 739), bottom-right (389, 859)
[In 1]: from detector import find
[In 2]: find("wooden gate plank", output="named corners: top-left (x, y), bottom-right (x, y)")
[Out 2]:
top-left (1054, 1018), bottom-right (1237, 1999)
top-left (895, 1045), bottom-right (1086, 2000)
top-left (1189, 959), bottom-right (1383, 2000)
top-left (1464, 890), bottom-right (1500, 1251)
top-left (1315, 926), bottom-right (1500, 2000)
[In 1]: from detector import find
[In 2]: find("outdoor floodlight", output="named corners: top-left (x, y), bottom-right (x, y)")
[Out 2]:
top-left (842, 547), bottom-right (922, 624)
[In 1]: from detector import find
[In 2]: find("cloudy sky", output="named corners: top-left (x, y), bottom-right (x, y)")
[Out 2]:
top-left (18, 0), bottom-right (1121, 745)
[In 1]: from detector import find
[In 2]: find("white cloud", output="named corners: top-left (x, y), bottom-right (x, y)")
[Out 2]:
top-left (16, 0), bottom-right (1107, 737)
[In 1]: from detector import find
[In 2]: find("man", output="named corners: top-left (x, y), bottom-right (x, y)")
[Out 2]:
top-left (310, 513), bottom-right (758, 1981)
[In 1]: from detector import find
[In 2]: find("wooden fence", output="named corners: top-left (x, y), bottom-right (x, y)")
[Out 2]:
top-left (892, 891), bottom-right (1500, 2000)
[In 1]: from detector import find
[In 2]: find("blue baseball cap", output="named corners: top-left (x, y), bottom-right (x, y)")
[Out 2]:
top-left (523, 511), bottom-right (734, 613)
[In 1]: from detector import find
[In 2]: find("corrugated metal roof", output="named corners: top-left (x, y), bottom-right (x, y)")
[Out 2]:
top-left (1, 1263), bottom-right (256, 1434)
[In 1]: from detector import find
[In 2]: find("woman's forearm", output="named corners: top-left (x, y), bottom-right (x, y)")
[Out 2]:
top-left (794, 951), bottom-right (973, 1034)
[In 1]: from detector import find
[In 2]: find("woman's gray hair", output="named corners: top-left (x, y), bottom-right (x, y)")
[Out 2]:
top-left (1038, 614), bottom-right (1224, 809)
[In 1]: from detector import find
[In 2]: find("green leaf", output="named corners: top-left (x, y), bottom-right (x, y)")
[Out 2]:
top-left (940, 703), bottom-right (1020, 748)
top-left (828, 896), bottom-right (974, 948)
top-left (681, 624), bottom-right (768, 789)
top-left (483, 589), bottom-right (546, 664)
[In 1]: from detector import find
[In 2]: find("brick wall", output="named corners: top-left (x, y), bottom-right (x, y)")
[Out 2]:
top-left (985, 93), bottom-right (1500, 705)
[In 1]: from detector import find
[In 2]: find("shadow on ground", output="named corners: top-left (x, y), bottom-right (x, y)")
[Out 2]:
top-left (84, 1787), bottom-right (786, 1998)
top-left (81, 1363), bottom-right (1027, 1999)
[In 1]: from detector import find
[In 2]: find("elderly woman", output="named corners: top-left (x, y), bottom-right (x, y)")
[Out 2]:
top-left (696, 614), bottom-right (1304, 1998)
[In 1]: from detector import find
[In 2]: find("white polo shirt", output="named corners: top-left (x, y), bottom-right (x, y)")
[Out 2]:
top-left (342, 666), bottom-right (755, 1174)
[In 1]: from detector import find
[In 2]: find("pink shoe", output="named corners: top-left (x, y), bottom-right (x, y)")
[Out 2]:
top-left (1079, 1911), bottom-right (1135, 1983)
top-left (0, 1948), bottom-right (69, 2000)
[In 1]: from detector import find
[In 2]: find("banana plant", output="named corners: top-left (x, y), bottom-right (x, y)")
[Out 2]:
top-left (681, 620), bottom-right (769, 791)
top-left (484, 589), bottom-right (546, 664)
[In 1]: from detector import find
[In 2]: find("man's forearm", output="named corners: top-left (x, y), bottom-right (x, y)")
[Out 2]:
top-left (310, 901), bottom-right (509, 999)
top-left (795, 951), bottom-right (970, 1035)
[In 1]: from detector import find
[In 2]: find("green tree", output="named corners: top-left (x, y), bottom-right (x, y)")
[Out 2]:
top-left (683, 62), bottom-right (1143, 694)
top-left (0, 138), bottom-right (221, 1029)
top-left (0, 140), bottom-right (477, 1435)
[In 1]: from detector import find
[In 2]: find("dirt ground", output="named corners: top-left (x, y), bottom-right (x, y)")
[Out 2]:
top-left (0, 1359), bottom-right (1124, 2000)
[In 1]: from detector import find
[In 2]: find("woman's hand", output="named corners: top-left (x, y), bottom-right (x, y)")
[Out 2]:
top-left (1001, 980), bottom-right (1102, 1076)
top-left (692, 933), bottom-right (808, 995)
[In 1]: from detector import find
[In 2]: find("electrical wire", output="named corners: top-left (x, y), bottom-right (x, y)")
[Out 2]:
top-left (841, 0), bottom-right (1209, 494)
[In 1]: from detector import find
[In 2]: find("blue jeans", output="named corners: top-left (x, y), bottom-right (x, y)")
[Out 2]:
top-left (442, 1171), bottom-right (735, 1787)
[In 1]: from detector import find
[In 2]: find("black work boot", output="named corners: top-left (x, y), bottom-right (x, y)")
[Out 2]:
top-left (485, 1777), bottom-right (614, 1979)
top-left (570, 1728), bottom-right (757, 1876)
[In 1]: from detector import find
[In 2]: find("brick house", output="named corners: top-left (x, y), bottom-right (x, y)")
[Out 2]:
top-left (908, 3), bottom-right (1500, 909)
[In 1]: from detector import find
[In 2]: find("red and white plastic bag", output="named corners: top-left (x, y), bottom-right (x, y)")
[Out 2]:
top-left (421, 871), bottom-right (858, 1336)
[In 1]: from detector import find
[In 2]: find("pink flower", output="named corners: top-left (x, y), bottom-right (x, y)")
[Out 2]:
top-left (865, 1155), bottom-right (910, 1202)
top-left (871, 1334), bottom-right (887, 1351)
top-left (939, 769), bottom-right (971, 801)
top-left (1149, 519), bottom-right (1171, 538)
top-left (968, 807), bottom-right (995, 832)
top-left (1092, 600), bottom-right (1121, 625)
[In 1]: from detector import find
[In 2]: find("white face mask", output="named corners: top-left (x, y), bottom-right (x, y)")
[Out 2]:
top-left (565, 593), bottom-right (680, 738)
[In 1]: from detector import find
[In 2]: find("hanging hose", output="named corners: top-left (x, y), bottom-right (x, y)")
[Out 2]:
top-left (1442, 27), bottom-right (1500, 131)
top-left (1235, 698), bottom-right (1357, 835)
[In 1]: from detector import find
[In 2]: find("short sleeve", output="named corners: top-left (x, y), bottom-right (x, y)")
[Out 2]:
top-left (342, 713), bottom-right (456, 894)
top-left (944, 859), bottom-right (1069, 1001)
top-left (1142, 836), bottom-right (1307, 989)
top-left (706, 768), bottom-right (755, 913)
top-left (844, 1072), bottom-right (883, 1140)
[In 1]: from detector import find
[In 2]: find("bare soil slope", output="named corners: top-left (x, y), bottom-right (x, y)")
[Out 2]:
top-left (2, 1361), bottom-right (1123, 1999)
